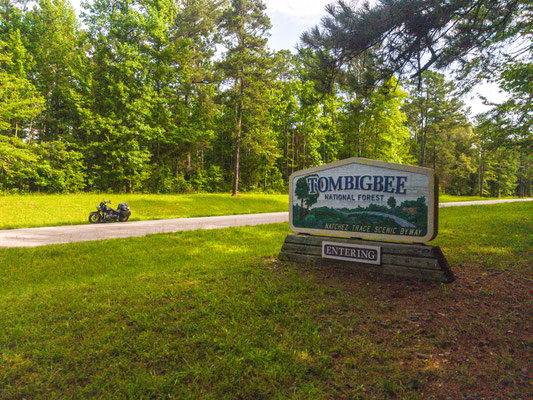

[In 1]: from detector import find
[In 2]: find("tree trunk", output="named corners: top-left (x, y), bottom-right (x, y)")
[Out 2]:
top-left (302, 123), bottom-right (307, 169)
top-left (232, 74), bottom-right (244, 196)
top-left (433, 142), bottom-right (436, 170)
top-left (420, 89), bottom-right (429, 167)
top-left (283, 120), bottom-right (288, 180)
top-left (291, 130), bottom-right (295, 176)
top-left (233, 139), bottom-right (240, 195)
top-left (420, 127), bottom-right (426, 167)
top-left (479, 149), bottom-right (485, 197)
top-left (185, 152), bottom-right (192, 181)
top-left (497, 167), bottom-right (501, 198)
top-left (518, 150), bottom-right (525, 198)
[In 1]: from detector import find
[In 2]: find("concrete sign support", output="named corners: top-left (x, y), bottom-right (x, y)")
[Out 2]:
top-left (279, 158), bottom-right (454, 282)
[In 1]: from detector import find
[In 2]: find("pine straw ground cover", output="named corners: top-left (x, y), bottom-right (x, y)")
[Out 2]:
top-left (0, 202), bottom-right (531, 399)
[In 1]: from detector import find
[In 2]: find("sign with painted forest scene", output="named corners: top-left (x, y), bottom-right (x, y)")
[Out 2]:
top-left (289, 158), bottom-right (438, 243)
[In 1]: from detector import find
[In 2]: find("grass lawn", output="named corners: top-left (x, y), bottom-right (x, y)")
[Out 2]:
top-left (0, 192), bottom-right (526, 230)
top-left (0, 202), bottom-right (531, 399)
top-left (0, 193), bottom-right (288, 229)
top-left (438, 194), bottom-right (517, 203)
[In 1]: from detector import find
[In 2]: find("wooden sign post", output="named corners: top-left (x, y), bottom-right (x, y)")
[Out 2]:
top-left (278, 158), bottom-right (454, 282)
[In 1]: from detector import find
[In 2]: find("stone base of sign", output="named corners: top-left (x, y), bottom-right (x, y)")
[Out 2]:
top-left (278, 233), bottom-right (454, 283)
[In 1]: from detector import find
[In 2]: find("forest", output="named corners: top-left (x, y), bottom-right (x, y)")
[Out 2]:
top-left (0, 0), bottom-right (531, 197)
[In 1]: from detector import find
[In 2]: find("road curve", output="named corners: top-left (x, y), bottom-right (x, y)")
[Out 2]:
top-left (343, 211), bottom-right (417, 228)
top-left (0, 198), bottom-right (531, 248)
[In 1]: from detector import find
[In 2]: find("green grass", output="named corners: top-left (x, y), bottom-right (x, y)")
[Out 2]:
top-left (434, 202), bottom-right (533, 268)
top-left (0, 202), bottom-right (531, 399)
top-left (0, 193), bottom-right (288, 229)
top-left (438, 194), bottom-right (517, 203)
top-left (0, 192), bottom-right (526, 230)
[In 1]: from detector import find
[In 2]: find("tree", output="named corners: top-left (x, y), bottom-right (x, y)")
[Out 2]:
top-left (294, 175), bottom-right (318, 220)
top-left (403, 71), bottom-right (470, 167)
top-left (336, 77), bottom-right (412, 164)
top-left (0, 136), bottom-right (85, 192)
top-left (23, 0), bottom-right (85, 142)
top-left (218, 0), bottom-right (272, 196)
top-left (474, 20), bottom-right (532, 198)
top-left (145, 0), bottom-right (222, 190)
top-left (0, 35), bottom-right (44, 135)
top-left (300, 0), bottom-right (525, 92)
top-left (80, 0), bottom-right (164, 191)
top-left (403, 71), bottom-right (477, 193)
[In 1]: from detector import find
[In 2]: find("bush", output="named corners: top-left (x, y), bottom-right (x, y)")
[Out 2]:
top-left (0, 136), bottom-right (85, 192)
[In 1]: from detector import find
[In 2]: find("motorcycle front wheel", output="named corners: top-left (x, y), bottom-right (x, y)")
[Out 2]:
top-left (89, 213), bottom-right (101, 223)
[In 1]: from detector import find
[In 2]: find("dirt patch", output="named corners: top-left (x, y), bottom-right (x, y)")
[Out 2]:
top-left (291, 261), bottom-right (532, 399)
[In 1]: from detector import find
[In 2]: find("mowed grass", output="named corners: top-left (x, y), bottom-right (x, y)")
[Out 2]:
top-left (0, 193), bottom-right (288, 229)
top-left (0, 202), bottom-right (531, 399)
top-left (0, 192), bottom-right (525, 230)
top-left (438, 194), bottom-right (517, 203)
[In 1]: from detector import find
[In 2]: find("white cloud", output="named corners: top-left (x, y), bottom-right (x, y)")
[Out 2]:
top-left (264, 0), bottom-right (334, 19)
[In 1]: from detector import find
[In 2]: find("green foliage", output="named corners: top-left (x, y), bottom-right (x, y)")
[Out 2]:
top-left (0, 35), bottom-right (44, 133)
top-left (356, 77), bottom-right (412, 164)
top-left (23, 0), bottom-right (84, 141)
top-left (300, 0), bottom-right (524, 90)
top-left (474, 40), bottom-right (532, 198)
top-left (403, 71), bottom-right (484, 195)
top-left (37, 140), bottom-right (86, 192)
top-left (0, 0), bottom-right (528, 197)
top-left (0, 135), bottom-right (40, 190)
top-left (0, 136), bottom-right (85, 192)
top-left (217, 0), bottom-right (274, 195)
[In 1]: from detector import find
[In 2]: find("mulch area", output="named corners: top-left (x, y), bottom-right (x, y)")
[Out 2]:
top-left (293, 261), bottom-right (532, 399)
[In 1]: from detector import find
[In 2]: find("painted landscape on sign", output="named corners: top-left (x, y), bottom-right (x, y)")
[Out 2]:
top-left (291, 161), bottom-right (432, 238)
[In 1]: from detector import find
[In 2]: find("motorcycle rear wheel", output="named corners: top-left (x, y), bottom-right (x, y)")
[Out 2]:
top-left (89, 213), bottom-right (101, 223)
top-left (119, 214), bottom-right (129, 222)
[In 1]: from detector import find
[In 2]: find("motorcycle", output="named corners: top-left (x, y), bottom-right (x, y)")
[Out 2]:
top-left (89, 200), bottom-right (131, 223)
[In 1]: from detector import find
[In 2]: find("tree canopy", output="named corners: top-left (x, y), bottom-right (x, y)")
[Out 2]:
top-left (300, 0), bottom-right (526, 91)
top-left (0, 0), bottom-right (530, 197)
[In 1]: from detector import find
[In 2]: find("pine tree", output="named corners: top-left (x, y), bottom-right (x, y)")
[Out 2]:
top-left (218, 0), bottom-right (272, 195)
top-left (23, 0), bottom-right (85, 141)
top-left (0, 36), bottom-right (44, 135)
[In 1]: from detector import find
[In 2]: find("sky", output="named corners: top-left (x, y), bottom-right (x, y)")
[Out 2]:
top-left (69, 0), bottom-right (502, 115)
top-left (264, 0), bottom-right (332, 52)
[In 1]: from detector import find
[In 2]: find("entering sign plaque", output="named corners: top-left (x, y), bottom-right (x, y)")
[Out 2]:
top-left (322, 242), bottom-right (381, 265)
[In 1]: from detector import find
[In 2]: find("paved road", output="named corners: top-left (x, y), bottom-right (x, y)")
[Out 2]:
top-left (0, 198), bottom-right (531, 248)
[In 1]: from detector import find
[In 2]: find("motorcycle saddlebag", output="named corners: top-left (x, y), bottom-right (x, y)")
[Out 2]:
top-left (118, 202), bottom-right (129, 211)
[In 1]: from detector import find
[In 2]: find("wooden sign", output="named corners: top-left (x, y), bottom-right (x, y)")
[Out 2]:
top-left (280, 158), bottom-right (454, 283)
top-left (289, 158), bottom-right (438, 243)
